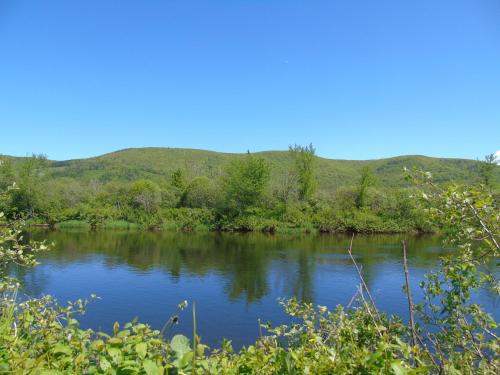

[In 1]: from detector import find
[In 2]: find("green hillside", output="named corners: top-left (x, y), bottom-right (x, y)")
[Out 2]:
top-left (1, 148), bottom-right (497, 233)
top-left (40, 147), bottom-right (496, 193)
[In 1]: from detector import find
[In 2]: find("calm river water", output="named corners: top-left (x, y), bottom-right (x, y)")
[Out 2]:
top-left (17, 231), bottom-right (498, 349)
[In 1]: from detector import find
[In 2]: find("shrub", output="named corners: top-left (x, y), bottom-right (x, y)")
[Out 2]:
top-left (180, 177), bottom-right (218, 209)
top-left (129, 180), bottom-right (162, 213)
top-left (160, 208), bottom-right (215, 231)
top-left (221, 155), bottom-right (271, 216)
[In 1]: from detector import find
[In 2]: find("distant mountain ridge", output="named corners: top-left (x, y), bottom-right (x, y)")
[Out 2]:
top-left (2, 147), bottom-right (498, 194)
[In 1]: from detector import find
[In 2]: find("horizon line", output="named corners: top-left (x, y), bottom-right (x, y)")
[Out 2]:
top-left (1, 146), bottom-right (492, 163)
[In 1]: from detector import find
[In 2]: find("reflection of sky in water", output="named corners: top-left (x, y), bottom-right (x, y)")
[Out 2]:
top-left (17, 231), bottom-right (498, 349)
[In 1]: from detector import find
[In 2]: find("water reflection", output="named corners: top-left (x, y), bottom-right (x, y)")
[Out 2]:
top-left (26, 231), bottom-right (448, 302)
top-left (16, 230), bottom-right (493, 348)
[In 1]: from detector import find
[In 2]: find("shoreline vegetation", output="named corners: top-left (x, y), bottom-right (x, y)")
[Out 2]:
top-left (11, 216), bottom-right (432, 235)
top-left (1, 147), bottom-right (497, 235)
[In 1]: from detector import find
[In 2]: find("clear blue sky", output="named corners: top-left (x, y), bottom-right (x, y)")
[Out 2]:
top-left (1, 0), bottom-right (499, 161)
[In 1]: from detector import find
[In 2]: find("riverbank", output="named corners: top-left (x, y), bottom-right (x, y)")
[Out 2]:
top-left (16, 209), bottom-right (434, 234)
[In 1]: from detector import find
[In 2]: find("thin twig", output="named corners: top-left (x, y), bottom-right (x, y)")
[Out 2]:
top-left (347, 234), bottom-right (380, 321)
top-left (402, 240), bottom-right (417, 347)
top-left (345, 236), bottom-right (384, 340)
top-left (415, 333), bottom-right (441, 371)
top-left (482, 326), bottom-right (499, 340)
top-left (458, 314), bottom-right (489, 363)
top-left (467, 203), bottom-right (499, 251)
top-left (347, 286), bottom-right (360, 309)
top-left (426, 333), bottom-right (445, 374)
top-left (192, 302), bottom-right (197, 375)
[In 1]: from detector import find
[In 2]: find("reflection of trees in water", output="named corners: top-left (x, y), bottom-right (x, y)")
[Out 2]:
top-left (29, 230), bottom-right (445, 305)
top-left (293, 250), bottom-right (315, 302)
top-left (12, 265), bottom-right (51, 298)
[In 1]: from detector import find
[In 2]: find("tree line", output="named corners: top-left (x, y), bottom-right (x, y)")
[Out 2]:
top-left (0, 147), bottom-right (497, 233)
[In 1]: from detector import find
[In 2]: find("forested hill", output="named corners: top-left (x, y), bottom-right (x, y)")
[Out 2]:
top-left (5, 147), bottom-right (497, 193)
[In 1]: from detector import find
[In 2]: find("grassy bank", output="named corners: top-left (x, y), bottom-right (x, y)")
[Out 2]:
top-left (31, 206), bottom-right (433, 234)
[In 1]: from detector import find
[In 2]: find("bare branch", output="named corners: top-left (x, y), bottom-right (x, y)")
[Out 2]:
top-left (402, 240), bottom-right (417, 347)
top-left (347, 234), bottom-right (380, 317)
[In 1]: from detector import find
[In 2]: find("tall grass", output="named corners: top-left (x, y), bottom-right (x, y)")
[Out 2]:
top-left (100, 220), bottom-right (139, 230)
top-left (54, 220), bottom-right (91, 230)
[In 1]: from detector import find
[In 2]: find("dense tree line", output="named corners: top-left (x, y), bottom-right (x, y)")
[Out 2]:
top-left (1, 147), bottom-right (496, 233)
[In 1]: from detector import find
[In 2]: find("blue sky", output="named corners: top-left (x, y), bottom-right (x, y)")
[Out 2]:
top-left (0, 0), bottom-right (499, 161)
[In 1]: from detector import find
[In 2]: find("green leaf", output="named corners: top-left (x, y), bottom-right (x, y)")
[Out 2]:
top-left (99, 356), bottom-right (112, 372)
top-left (90, 339), bottom-right (105, 351)
top-left (108, 337), bottom-right (123, 346)
top-left (143, 359), bottom-right (160, 375)
top-left (52, 343), bottom-right (72, 356)
top-left (178, 351), bottom-right (194, 369)
top-left (135, 342), bottom-right (147, 359)
top-left (170, 335), bottom-right (191, 356)
top-left (107, 347), bottom-right (123, 365)
top-left (391, 361), bottom-right (408, 375)
top-left (117, 329), bottom-right (131, 338)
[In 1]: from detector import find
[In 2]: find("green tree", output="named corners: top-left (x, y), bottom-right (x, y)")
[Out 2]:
top-left (289, 143), bottom-right (317, 201)
top-left (222, 154), bottom-right (270, 215)
top-left (96, 181), bottom-right (130, 213)
top-left (180, 177), bottom-right (217, 208)
top-left (129, 179), bottom-right (162, 213)
top-left (8, 154), bottom-right (47, 218)
top-left (355, 166), bottom-right (375, 209)
top-left (171, 168), bottom-right (186, 190)
top-left (479, 153), bottom-right (498, 187)
top-left (0, 158), bottom-right (14, 192)
top-left (159, 183), bottom-right (182, 208)
top-left (274, 171), bottom-right (298, 208)
top-left (0, 159), bottom-right (15, 214)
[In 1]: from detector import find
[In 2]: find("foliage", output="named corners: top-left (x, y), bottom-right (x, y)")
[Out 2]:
top-left (289, 144), bottom-right (317, 202)
top-left (181, 177), bottom-right (218, 209)
top-left (171, 168), bottom-right (187, 191)
top-left (479, 153), bottom-right (499, 188)
top-left (101, 220), bottom-right (139, 230)
top-left (129, 180), bottom-right (162, 214)
top-left (54, 220), bottom-right (92, 230)
top-left (160, 208), bottom-right (215, 231)
top-left (28, 148), bottom-right (499, 189)
top-left (0, 218), bottom-right (49, 282)
top-left (209, 299), bottom-right (424, 374)
top-left (0, 152), bottom-right (498, 233)
top-left (221, 154), bottom-right (271, 217)
top-left (4, 155), bottom-right (47, 219)
top-left (355, 167), bottom-right (376, 209)
top-left (409, 171), bottom-right (499, 373)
